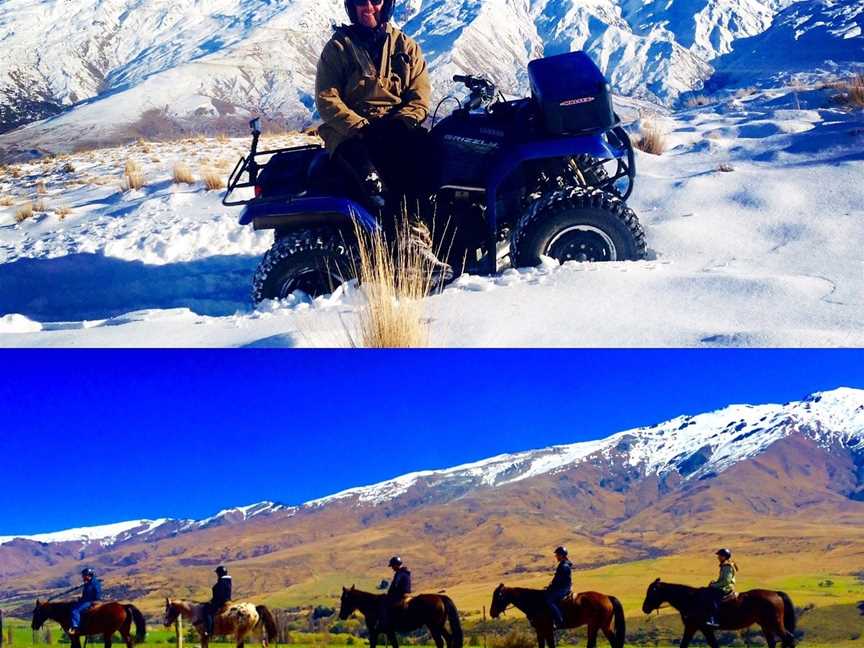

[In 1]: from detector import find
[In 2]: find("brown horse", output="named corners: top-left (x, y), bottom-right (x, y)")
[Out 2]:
top-left (490, 584), bottom-right (625, 648)
top-left (164, 599), bottom-right (278, 648)
top-left (32, 600), bottom-right (145, 648)
top-left (338, 585), bottom-right (463, 648)
top-left (641, 579), bottom-right (796, 648)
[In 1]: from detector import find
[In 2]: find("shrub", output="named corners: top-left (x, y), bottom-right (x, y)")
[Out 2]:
top-left (490, 630), bottom-right (536, 648)
top-left (833, 73), bottom-right (864, 110)
top-left (634, 124), bottom-right (666, 155)
top-left (202, 168), bottom-right (225, 191)
top-left (15, 202), bottom-right (34, 222)
top-left (172, 163), bottom-right (195, 185)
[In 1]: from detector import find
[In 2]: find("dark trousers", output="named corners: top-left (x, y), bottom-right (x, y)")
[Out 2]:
top-left (545, 589), bottom-right (570, 626)
top-left (204, 601), bottom-right (226, 636)
top-left (333, 120), bottom-right (437, 227)
top-left (698, 588), bottom-right (726, 621)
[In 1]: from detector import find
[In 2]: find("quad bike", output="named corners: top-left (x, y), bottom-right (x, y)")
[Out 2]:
top-left (223, 50), bottom-right (646, 302)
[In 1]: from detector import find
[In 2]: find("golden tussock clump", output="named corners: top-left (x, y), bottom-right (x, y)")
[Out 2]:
top-left (15, 202), bottom-right (34, 222)
top-left (634, 123), bottom-right (667, 155)
top-left (35, 180), bottom-right (47, 195)
top-left (833, 73), bottom-right (864, 110)
top-left (0, 195), bottom-right (14, 206)
top-left (122, 158), bottom-right (146, 191)
top-left (350, 218), bottom-right (436, 348)
top-left (201, 168), bottom-right (225, 191)
top-left (55, 206), bottom-right (72, 220)
top-left (172, 163), bottom-right (195, 185)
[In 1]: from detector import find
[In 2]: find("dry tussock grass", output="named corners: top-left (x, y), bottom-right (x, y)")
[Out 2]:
top-left (685, 94), bottom-right (711, 108)
top-left (55, 206), bottom-right (72, 220)
top-left (201, 168), bottom-right (225, 191)
top-left (490, 630), bottom-right (537, 648)
top-left (217, 133), bottom-right (229, 144)
top-left (15, 202), bottom-right (34, 222)
top-left (9, 167), bottom-right (21, 178)
top-left (350, 220), bottom-right (434, 348)
top-left (172, 163), bottom-right (195, 185)
top-left (33, 198), bottom-right (47, 212)
top-left (833, 73), bottom-right (864, 110)
top-left (0, 195), bottom-right (14, 206)
top-left (122, 158), bottom-right (145, 191)
top-left (61, 161), bottom-right (76, 173)
top-left (634, 123), bottom-right (666, 155)
top-left (35, 180), bottom-right (47, 194)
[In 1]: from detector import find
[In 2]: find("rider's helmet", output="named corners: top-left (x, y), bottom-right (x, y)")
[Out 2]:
top-left (344, 0), bottom-right (395, 25)
top-left (716, 548), bottom-right (732, 560)
top-left (388, 556), bottom-right (403, 568)
top-left (215, 565), bottom-right (228, 576)
top-left (554, 546), bottom-right (568, 557)
top-left (81, 568), bottom-right (95, 578)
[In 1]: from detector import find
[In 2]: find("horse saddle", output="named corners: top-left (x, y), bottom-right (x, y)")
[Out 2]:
top-left (720, 592), bottom-right (738, 604)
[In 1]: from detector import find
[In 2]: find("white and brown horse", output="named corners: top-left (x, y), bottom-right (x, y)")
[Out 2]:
top-left (164, 599), bottom-right (278, 648)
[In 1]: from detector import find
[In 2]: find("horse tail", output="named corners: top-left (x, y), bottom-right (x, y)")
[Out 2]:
top-left (126, 605), bottom-right (146, 643)
top-left (778, 592), bottom-right (796, 634)
top-left (256, 605), bottom-right (278, 644)
top-left (443, 596), bottom-right (463, 648)
top-left (609, 596), bottom-right (626, 648)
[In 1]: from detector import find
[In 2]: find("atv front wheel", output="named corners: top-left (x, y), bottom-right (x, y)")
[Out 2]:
top-left (252, 228), bottom-right (357, 303)
top-left (511, 187), bottom-right (646, 268)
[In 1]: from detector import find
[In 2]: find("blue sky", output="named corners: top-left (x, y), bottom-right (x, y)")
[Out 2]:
top-left (1, 349), bottom-right (862, 535)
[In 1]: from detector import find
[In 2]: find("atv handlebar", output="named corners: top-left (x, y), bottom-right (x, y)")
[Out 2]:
top-left (453, 74), bottom-right (497, 111)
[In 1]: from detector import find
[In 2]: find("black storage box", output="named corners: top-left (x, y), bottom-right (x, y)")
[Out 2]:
top-left (528, 51), bottom-right (615, 134)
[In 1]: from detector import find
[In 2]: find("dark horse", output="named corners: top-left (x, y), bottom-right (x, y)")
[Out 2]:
top-left (32, 600), bottom-right (146, 648)
top-left (641, 579), bottom-right (796, 648)
top-left (339, 585), bottom-right (463, 648)
top-left (490, 584), bottom-right (625, 648)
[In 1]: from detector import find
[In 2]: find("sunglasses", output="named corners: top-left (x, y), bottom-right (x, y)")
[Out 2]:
top-left (352, 0), bottom-right (384, 5)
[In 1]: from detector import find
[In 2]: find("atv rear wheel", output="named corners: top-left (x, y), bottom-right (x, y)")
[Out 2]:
top-left (252, 228), bottom-right (357, 303)
top-left (511, 187), bottom-right (646, 268)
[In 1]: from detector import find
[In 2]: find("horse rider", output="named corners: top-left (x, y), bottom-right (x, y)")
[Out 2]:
top-left (545, 546), bottom-right (573, 629)
top-left (701, 548), bottom-right (738, 628)
top-left (69, 568), bottom-right (102, 635)
top-left (204, 566), bottom-right (233, 637)
top-left (379, 556), bottom-right (411, 629)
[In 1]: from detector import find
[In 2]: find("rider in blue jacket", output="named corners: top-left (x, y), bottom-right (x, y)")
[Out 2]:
top-left (69, 568), bottom-right (102, 635)
top-left (545, 547), bottom-right (572, 629)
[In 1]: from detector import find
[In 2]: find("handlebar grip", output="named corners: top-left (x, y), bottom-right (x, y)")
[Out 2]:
top-left (453, 75), bottom-right (471, 84)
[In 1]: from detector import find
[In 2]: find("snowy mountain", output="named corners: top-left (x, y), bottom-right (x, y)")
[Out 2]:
top-left (308, 387), bottom-right (864, 507)
top-left (1, 0), bottom-right (861, 151)
top-left (0, 501), bottom-right (289, 548)
top-left (4, 388), bottom-right (863, 549)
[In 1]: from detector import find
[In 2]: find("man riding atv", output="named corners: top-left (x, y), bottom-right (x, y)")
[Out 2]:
top-left (315, 0), bottom-right (452, 281)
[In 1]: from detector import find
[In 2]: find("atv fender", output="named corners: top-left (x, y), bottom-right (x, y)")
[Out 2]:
top-left (239, 197), bottom-right (380, 233)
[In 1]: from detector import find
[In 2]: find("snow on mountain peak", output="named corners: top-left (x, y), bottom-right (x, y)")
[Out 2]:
top-left (305, 387), bottom-right (864, 508)
top-left (0, 518), bottom-right (171, 547)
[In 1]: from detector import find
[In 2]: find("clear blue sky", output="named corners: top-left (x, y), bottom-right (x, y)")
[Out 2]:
top-left (1, 349), bottom-right (862, 535)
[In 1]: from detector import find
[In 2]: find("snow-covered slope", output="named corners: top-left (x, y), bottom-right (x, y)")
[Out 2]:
top-left (309, 387), bottom-right (864, 507)
top-left (1, 0), bottom-right (861, 150)
top-left (2, 81), bottom-right (861, 347)
top-left (0, 500), bottom-right (289, 547)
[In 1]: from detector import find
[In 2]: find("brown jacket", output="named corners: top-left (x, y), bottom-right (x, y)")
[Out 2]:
top-left (315, 23), bottom-right (431, 153)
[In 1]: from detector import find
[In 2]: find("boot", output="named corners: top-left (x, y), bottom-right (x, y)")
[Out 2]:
top-left (704, 617), bottom-right (719, 629)
top-left (362, 171), bottom-right (386, 209)
top-left (409, 220), bottom-right (453, 288)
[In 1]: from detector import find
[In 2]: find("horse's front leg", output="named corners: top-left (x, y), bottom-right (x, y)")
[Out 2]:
top-left (679, 625), bottom-right (697, 648)
top-left (702, 629), bottom-right (719, 648)
top-left (387, 631), bottom-right (399, 648)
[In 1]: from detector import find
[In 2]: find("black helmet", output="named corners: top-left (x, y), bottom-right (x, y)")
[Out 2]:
top-left (554, 546), bottom-right (568, 557)
top-left (716, 548), bottom-right (732, 559)
top-left (81, 568), bottom-right (95, 578)
top-left (215, 565), bottom-right (228, 576)
top-left (344, 0), bottom-right (395, 25)
top-left (388, 556), bottom-right (402, 567)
